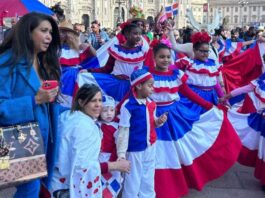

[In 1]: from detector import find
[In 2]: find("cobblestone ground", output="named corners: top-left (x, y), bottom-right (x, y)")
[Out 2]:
top-left (0, 163), bottom-right (264, 198)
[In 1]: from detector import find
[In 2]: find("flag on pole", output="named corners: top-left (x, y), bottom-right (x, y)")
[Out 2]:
top-left (203, 3), bottom-right (209, 12)
top-left (165, 3), bottom-right (179, 18)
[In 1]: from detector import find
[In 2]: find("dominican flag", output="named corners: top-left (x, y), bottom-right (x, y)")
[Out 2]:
top-left (165, 3), bottom-right (179, 18)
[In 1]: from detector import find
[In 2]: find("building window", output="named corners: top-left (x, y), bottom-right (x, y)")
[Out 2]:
top-left (203, 16), bottom-right (207, 23)
top-left (234, 16), bottom-right (238, 23)
top-left (243, 15), bottom-right (247, 23)
top-left (263, 6), bottom-right (265, 11)
top-left (244, 7), bottom-right (247, 12)
top-left (252, 15), bottom-right (257, 22)
top-left (235, 7), bottom-right (238, 12)
top-left (148, 0), bottom-right (153, 2)
top-left (226, 7), bottom-right (229, 12)
top-left (168, 0), bottom-right (173, 3)
top-left (253, 6), bottom-right (256, 11)
top-left (210, 8), bottom-right (213, 12)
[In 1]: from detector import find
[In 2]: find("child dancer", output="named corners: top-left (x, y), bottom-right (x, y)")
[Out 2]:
top-left (98, 95), bottom-right (130, 197)
top-left (77, 23), bottom-right (149, 102)
top-left (148, 43), bottom-right (241, 198)
top-left (173, 32), bottom-right (224, 114)
top-left (221, 72), bottom-right (265, 190)
top-left (117, 69), bottom-right (167, 198)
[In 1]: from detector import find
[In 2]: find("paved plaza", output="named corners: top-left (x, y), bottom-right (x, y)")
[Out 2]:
top-left (0, 163), bottom-right (264, 198)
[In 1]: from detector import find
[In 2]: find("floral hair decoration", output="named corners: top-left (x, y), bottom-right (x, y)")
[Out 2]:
top-left (160, 38), bottom-right (172, 48)
top-left (150, 38), bottom-right (172, 49)
top-left (120, 21), bottom-right (131, 30)
top-left (191, 32), bottom-right (211, 45)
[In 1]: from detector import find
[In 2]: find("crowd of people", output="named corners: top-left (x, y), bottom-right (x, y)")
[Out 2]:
top-left (0, 3), bottom-right (265, 198)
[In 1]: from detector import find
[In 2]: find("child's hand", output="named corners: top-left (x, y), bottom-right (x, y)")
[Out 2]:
top-left (114, 159), bottom-right (131, 173)
top-left (156, 112), bottom-right (168, 127)
top-left (79, 69), bottom-right (88, 73)
top-left (218, 97), bottom-right (226, 104)
top-left (218, 93), bottom-right (231, 105)
top-left (166, 23), bottom-right (173, 31)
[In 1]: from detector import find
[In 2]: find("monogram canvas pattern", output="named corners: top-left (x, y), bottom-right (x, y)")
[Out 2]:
top-left (0, 123), bottom-right (47, 188)
top-left (0, 155), bottom-right (47, 188)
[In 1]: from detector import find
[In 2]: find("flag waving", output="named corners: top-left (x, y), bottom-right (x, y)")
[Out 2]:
top-left (165, 3), bottom-right (179, 18)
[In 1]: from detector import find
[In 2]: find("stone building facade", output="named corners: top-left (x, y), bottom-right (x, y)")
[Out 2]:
top-left (208, 0), bottom-right (265, 29)
top-left (40, 0), bottom-right (208, 29)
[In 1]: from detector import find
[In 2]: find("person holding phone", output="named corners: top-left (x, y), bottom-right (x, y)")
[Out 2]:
top-left (0, 12), bottom-right (61, 198)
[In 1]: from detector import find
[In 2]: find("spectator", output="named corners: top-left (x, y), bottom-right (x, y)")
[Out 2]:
top-left (0, 12), bottom-right (61, 198)
top-left (51, 84), bottom-right (103, 198)
top-left (87, 20), bottom-right (110, 50)
top-left (73, 23), bottom-right (87, 43)
top-left (144, 22), bottom-right (154, 41)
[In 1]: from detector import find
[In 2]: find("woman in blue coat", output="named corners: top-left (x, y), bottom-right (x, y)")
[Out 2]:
top-left (0, 12), bottom-right (61, 198)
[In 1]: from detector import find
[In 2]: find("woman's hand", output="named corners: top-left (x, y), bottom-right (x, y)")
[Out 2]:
top-left (35, 87), bottom-right (59, 104)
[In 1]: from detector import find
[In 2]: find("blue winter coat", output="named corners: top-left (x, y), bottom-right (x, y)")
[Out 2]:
top-left (0, 50), bottom-right (60, 188)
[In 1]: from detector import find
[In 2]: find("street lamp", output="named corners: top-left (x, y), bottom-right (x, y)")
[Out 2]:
top-left (238, 0), bottom-right (248, 27)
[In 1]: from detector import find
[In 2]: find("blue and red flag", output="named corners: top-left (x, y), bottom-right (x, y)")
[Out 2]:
top-left (0, 0), bottom-right (53, 18)
top-left (165, 3), bottom-right (179, 18)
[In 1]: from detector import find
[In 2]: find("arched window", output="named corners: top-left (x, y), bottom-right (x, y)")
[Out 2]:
top-left (82, 14), bottom-right (89, 31)
top-left (113, 7), bottom-right (125, 25)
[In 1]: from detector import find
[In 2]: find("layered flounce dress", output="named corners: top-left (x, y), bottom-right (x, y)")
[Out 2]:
top-left (147, 68), bottom-right (241, 198)
top-left (174, 57), bottom-right (222, 114)
top-left (76, 37), bottom-right (149, 102)
top-left (228, 74), bottom-right (265, 186)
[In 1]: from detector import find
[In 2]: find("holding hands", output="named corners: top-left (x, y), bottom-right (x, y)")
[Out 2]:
top-left (108, 158), bottom-right (131, 174)
top-left (219, 93), bottom-right (232, 105)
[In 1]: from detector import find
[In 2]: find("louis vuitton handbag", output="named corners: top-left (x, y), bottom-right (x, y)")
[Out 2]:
top-left (0, 122), bottom-right (47, 189)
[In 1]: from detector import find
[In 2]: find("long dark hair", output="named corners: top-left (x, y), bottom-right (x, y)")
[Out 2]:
top-left (0, 12), bottom-right (61, 81)
top-left (71, 84), bottom-right (102, 113)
